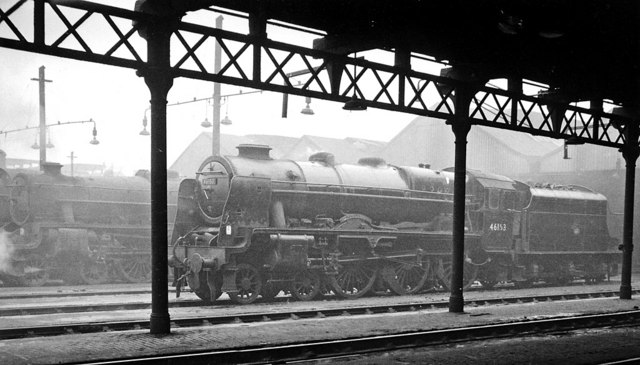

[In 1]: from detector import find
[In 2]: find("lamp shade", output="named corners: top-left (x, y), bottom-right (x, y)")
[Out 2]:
top-left (343, 96), bottom-right (367, 111)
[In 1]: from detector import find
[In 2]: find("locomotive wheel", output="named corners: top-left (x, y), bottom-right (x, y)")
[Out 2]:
top-left (480, 280), bottom-right (497, 289)
top-left (383, 260), bottom-right (431, 295)
top-left (20, 254), bottom-right (49, 287)
top-left (548, 276), bottom-right (571, 286)
top-left (318, 276), bottom-right (335, 297)
top-left (114, 256), bottom-right (151, 283)
top-left (191, 271), bottom-right (222, 303)
top-left (229, 263), bottom-right (262, 305)
top-left (370, 274), bottom-right (394, 296)
top-left (79, 259), bottom-right (110, 285)
top-left (585, 274), bottom-right (605, 284)
top-left (329, 263), bottom-right (377, 299)
top-left (513, 280), bottom-right (533, 289)
top-left (62, 258), bottom-right (109, 285)
top-left (290, 269), bottom-right (321, 301)
top-left (260, 278), bottom-right (281, 301)
top-left (0, 274), bottom-right (24, 287)
top-left (192, 285), bottom-right (212, 303)
top-left (436, 257), bottom-right (478, 291)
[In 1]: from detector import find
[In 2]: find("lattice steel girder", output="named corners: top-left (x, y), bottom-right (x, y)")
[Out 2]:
top-left (0, 0), bottom-right (637, 149)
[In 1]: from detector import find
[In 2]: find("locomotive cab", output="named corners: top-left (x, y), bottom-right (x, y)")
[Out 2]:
top-left (440, 169), bottom-right (518, 252)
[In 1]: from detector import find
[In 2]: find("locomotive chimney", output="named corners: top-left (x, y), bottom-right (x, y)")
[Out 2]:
top-left (42, 162), bottom-right (63, 176)
top-left (237, 144), bottom-right (272, 160)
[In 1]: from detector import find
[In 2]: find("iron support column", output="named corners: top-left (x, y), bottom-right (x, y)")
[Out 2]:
top-left (590, 99), bottom-right (602, 140)
top-left (137, 4), bottom-right (178, 334)
top-left (249, 6), bottom-right (267, 83)
top-left (394, 49), bottom-right (410, 107)
top-left (620, 121), bottom-right (639, 299)
top-left (448, 86), bottom-right (473, 313)
top-left (508, 78), bottom-right (521, 126)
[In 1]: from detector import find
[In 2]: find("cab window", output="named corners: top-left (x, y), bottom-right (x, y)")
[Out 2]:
top-left (502, 191), bottom-right (516, 210)
top-left (488, 189), bottom-right (500, 210)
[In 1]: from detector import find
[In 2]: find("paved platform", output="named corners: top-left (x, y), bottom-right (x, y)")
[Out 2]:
top-left (0, 295), bottom-right (639, 364)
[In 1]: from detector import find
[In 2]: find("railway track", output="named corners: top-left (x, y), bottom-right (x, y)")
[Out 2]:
top-left (0, 298), bottom-right (202, 316)
top-left (0, 278), bottom-right (632, 315)
top-left (1, 289), bottom-right (638, 339)
top-left (0, 285), bottom-right (175, 300)
top-left (78, 310), bottom-right (640, 364)
top-left (1, 287), bottom-right (637, 317)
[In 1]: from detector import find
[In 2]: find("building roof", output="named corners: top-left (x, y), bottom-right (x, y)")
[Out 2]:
top-left (244, 134), bottom-right (300, 158)
top-left (476, 126), bottom-right (562, 158)
top-left (384, 115), bottom-right (561, 159)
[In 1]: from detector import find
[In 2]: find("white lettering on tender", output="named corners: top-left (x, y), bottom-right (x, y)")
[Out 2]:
top-left (488, 223), bottom-right (507, 231)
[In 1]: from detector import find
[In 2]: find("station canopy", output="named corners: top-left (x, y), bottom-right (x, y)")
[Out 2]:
top-left (208, 0), bottom-right (640, 107)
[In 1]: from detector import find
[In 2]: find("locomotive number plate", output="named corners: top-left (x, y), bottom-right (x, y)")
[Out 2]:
top-left (201, 177), bottom-right (218, 188)
top-left (488, 223), bottom-right (508, 231)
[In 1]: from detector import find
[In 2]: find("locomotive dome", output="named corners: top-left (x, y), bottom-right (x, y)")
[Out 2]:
top-left (308, 152), bottom-right (335, 166)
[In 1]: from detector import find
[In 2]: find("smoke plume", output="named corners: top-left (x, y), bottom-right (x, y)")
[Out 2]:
top-left (0, 231), bottom-right (15, 274)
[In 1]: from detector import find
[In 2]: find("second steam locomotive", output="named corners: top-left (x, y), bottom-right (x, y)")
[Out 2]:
top-left (0, 162), bottom-right (177, 286)
top-left (169, 144), bottom-right (620, 304)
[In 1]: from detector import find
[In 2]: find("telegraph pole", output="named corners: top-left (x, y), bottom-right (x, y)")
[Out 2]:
top-left (31, 66), bottom-right (52, 170)
top-left (212, 15), bottom-right (223, 156)
top-left (68, 151), bottom-right (76, 176)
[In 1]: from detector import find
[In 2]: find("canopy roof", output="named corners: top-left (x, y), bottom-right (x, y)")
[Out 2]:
top-left (209, 0), bottom-right (640, 106)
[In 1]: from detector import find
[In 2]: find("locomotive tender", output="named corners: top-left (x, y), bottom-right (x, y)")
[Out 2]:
top-left (169, 144), bottom-right (620, 304)
top-left (0, 162), bottom-right (178, 286)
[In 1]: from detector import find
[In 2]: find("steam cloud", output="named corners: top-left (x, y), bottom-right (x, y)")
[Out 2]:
top-left (0, 231), bottom-right (15, 274)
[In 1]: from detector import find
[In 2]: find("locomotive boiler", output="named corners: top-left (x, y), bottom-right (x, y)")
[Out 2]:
top-left (0, 162), bottom-right (178, 286)
top-left (170, 144), bottom-right (620, 304)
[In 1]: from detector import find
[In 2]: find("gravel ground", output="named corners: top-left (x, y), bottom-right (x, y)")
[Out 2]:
top-left (1, 296), bottom-right (639, 364)
top-left (306, 326), bottom-right (640, 364)
top-left (0, 276), bottom-right (638, 330)
top-left (1, 277), bottom-right (639, 364)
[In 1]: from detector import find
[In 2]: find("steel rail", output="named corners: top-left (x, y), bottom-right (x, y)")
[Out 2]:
top-left (0, 299), bottom-right (201, 316)
top-left (1, 289), bottom-right (638, 339)
top-left (0, 287), bottom-right (633, 316)
top-left (0, 286), bottom-right (176, 300)
top-left (77, 310), bottom-right (640, 365)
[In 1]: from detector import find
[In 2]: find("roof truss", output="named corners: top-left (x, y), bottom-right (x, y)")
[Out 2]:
top-left (0, 0), bottom-right (635, 148)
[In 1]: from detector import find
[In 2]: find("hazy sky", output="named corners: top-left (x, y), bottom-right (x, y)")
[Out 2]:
top-left (0, 1), bottom-right (417, 175)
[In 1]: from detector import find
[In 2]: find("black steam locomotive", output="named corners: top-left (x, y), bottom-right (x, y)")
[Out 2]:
top-left (169, 144), bottom-right (620, 304)
top-left (0, 162), bottom-right (178, 286)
